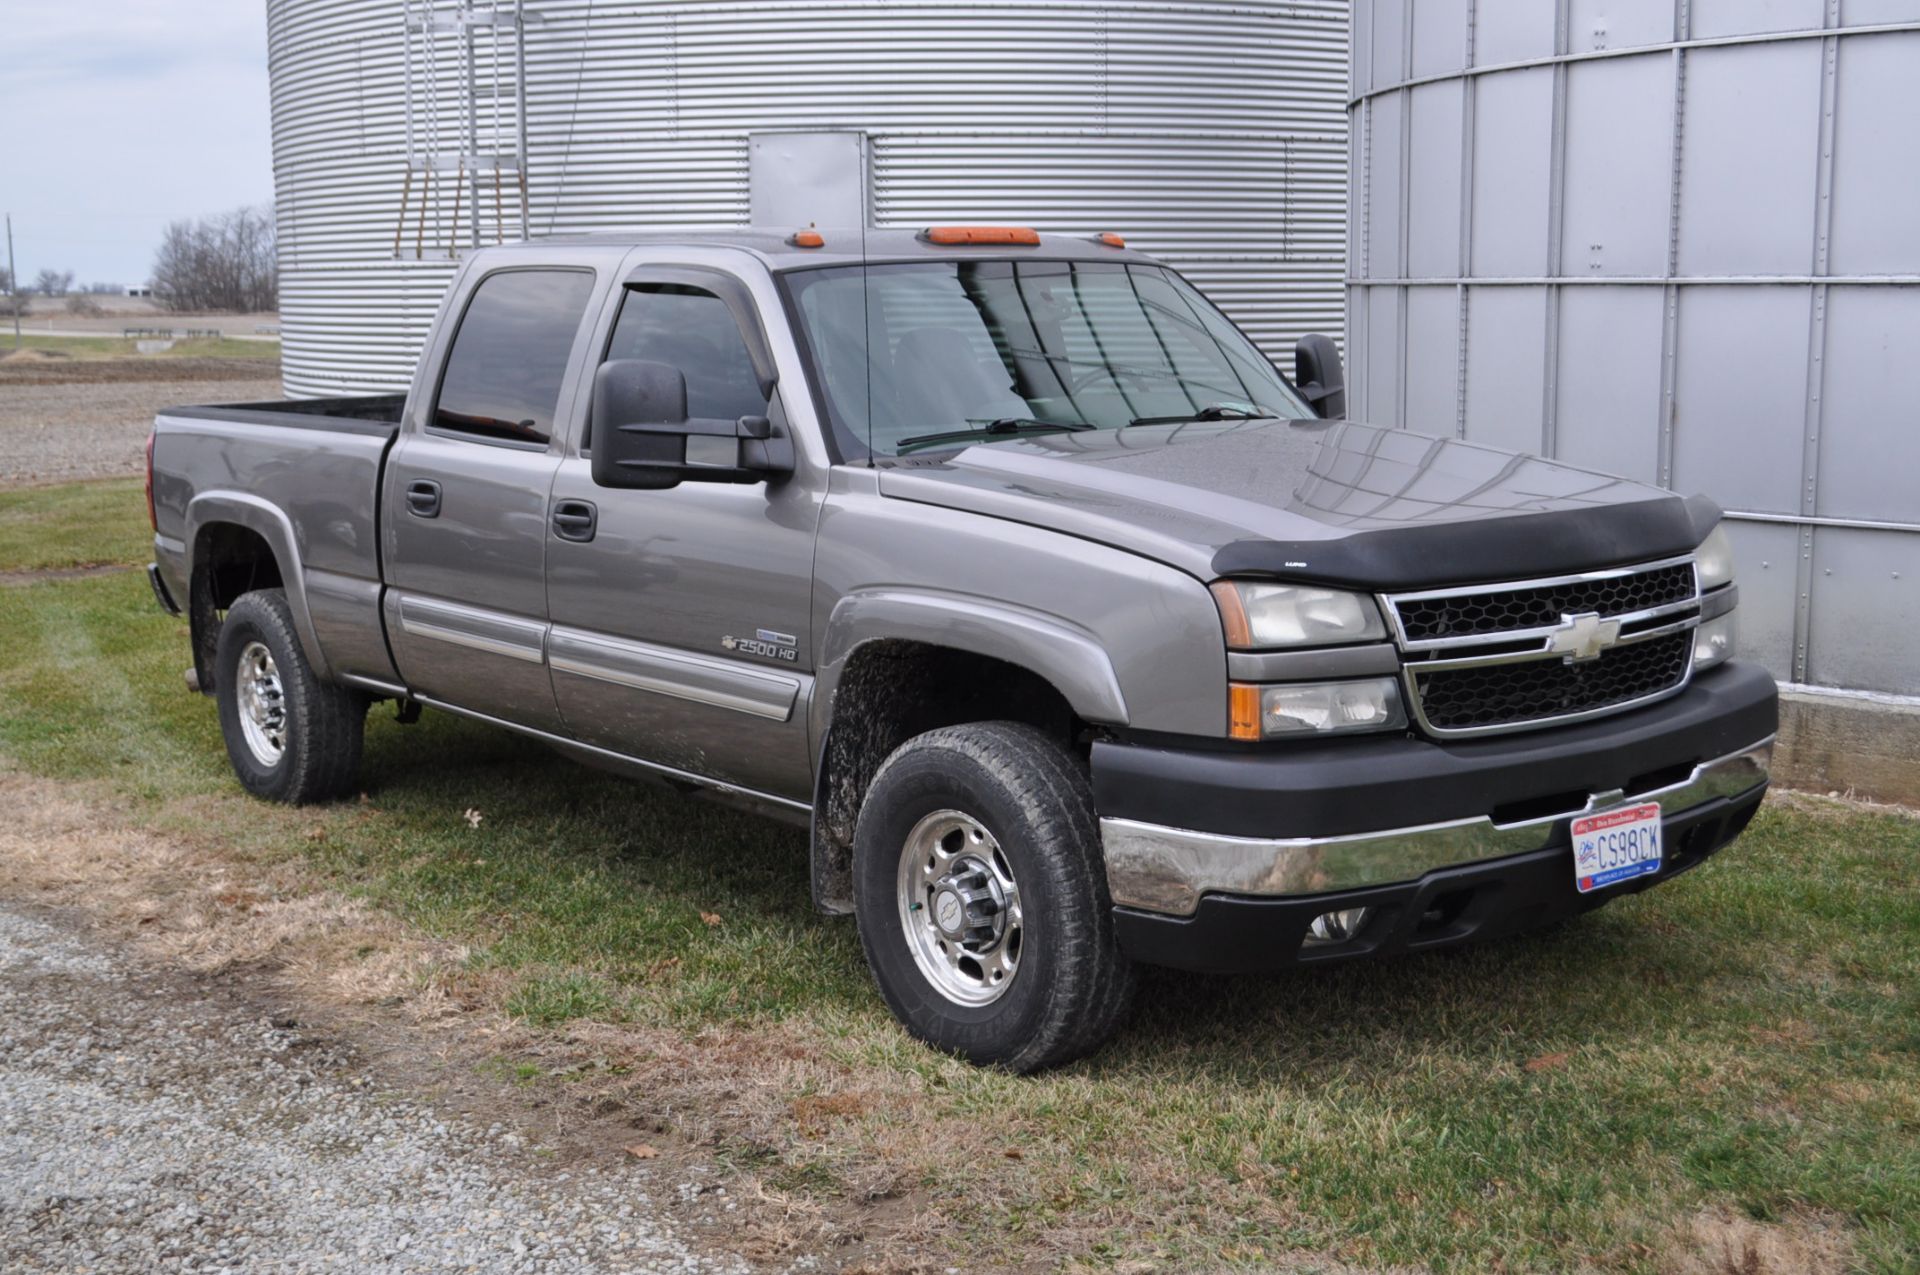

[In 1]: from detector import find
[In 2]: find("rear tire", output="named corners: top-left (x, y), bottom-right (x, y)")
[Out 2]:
top-left (852, 721), bottom-right (1135, 1072)
top-left (214, 589), bottom-right (365, 804)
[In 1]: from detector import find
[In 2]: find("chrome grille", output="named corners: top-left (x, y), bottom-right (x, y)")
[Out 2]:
top-left (1394, 561), bottom-right (1697, 644)
top-left (1382, 556), bottom-right (1702, 737)
top-left (1412, 631), bottom-right (1695, 732)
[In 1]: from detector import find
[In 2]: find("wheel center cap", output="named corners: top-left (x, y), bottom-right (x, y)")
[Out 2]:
top-left (933, 889), bottom-right (965, 936)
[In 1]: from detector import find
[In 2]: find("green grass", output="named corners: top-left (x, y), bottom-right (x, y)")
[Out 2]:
top-left (2, 331), bottom-right (277, 360)
top-left (0, 478), bottom-right (151, 572)
top-left (1, 480), bottom-right (1916, 1272)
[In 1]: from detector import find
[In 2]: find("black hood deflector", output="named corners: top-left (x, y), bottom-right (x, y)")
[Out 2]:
top-left (1212, 492), bottom-right (1723, 590)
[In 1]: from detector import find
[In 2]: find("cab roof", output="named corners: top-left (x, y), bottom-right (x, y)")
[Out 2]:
top-left (480, 226), bottom-right (1155, 271)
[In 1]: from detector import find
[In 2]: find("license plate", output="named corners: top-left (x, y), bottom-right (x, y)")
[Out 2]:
top-left (1571, 801), bottom-right (1663, 894)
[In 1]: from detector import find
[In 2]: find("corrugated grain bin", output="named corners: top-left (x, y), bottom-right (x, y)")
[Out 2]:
top-left (270, 1), bottom-right (1349, 399)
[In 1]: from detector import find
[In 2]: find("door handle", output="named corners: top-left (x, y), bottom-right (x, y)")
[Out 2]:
top-left (405, 479), bottom-right (441, 518)
top-left (551, 499), bottom-right (597, 543)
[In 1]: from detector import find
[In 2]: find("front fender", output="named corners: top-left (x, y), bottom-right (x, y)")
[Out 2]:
top-left (811, 588), bottom-right (1130, 747)
top-left (184, 491), bottom-right (331, 681)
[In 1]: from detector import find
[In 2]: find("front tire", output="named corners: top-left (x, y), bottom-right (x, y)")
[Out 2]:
top-left (852, 722), bottom-right (1136, 1072)
top-left (214, 589), bottom-right (365, 804)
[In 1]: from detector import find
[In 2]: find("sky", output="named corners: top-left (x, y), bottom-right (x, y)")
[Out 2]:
top-left (0, 1), bottom-right (273, 288)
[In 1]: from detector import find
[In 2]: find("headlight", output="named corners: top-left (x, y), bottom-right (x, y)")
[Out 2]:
top-left (1210, 581), bottom-right (1387, 649)
top-left (1696, 525), bottom-right (1735, 590)
top-left (1229, 677), bottom-right (1407, 739)
top-left (1693, 613), bottom-right (1735, 670)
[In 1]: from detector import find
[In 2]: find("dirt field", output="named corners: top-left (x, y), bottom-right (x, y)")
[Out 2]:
top-left (0, 353), bottom-right (279, 487)
top-left (5, 303), bottom-right (277, 338)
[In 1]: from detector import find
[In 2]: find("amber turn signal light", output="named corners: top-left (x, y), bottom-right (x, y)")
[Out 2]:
top-left (1209, 580), bottom-right (1254, 649)
top-left (1228, 683), bottom-right (1262, 741)
top-left (921, 225), bottom-right (1042, 246)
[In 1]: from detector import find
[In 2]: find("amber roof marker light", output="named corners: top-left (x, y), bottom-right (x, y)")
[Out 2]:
top-left (788, 229), bottom-right (825, 248)
top-left (920, 225), bottom-right (1042, 246)
top-left (1094, 232), bottom-right (1127, 248)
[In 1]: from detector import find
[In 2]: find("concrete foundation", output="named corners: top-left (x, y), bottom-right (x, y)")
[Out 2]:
top-left (1773, 687), bottom-right (1920, 810)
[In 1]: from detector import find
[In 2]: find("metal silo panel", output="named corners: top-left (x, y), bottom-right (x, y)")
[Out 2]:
top-left (1468, 68), bottom-right (1553, 277)
top-left (1828, 31), bottom-right (1920, 273)
top-left (274, 0), bottom-right (1349, 395)
top-left (1560, 55), bottom-right (1673, 277)
top-left (1401, 287), bottom-right (1460, 439)
top-left (1723, 520), bottom-right (1803, 678)
top-left (1817, 285), bottom-right (1920, 524)
top-left (1463, 287), bottom-right (1547, 454)
top-left (1348, 0), bottom-right (1920, 697)
top-left (1671, 286), bottom-right (1809, 513)
top-left (1674, 42), bottom-right (1823, 277)
top-left (1406, 81), bottom-right (1463, 278)
top-left (1552, 288), bottom-right (1665, 486)
top-left (1809, 529), bottom-right (1920, 694)
top-left (1568, 0), bottom-right (1675, 53)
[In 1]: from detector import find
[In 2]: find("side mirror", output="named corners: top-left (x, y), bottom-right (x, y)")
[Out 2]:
top-left (1294, 333), bottom-right (1345, 420)
top-left (589, 359), bottom-right (793, 490)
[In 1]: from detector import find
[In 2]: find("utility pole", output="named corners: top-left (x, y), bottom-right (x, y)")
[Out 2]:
top-left (5, 214), bottom-right (18, 351)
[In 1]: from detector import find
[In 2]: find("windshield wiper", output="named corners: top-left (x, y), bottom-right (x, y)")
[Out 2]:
top-left (1128, 404), bottom-right (1278, 427)
top-left (894, 417), bottom-right (1094, 455)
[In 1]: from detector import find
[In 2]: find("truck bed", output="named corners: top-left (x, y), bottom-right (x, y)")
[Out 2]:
top-left (150, 393), bottom-right (406, 689)
top-left (158, 393), bottom-right (407, 436)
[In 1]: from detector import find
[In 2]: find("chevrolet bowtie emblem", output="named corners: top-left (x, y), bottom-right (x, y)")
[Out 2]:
top-left (1547, 611), bottom-right (1621, 663)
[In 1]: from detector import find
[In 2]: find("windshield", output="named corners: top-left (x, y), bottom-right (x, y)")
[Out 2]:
top-left (780, 259), bottom-right (1313, 459)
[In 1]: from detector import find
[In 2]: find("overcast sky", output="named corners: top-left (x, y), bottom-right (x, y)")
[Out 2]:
top-left (0, 1), bottom-right (272, 287)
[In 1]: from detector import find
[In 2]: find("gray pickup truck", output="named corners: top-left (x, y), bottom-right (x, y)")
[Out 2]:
top-left (148, 227), bottom-right (1776, 1071)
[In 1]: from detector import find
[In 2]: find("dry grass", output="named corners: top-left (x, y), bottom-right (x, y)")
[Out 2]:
top-left (0, 766), bottom-right (466, 1015)
top-left (1657, 1206), bottom-right (1857, 1275)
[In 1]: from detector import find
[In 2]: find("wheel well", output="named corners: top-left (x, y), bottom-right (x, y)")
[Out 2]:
top-left (811, 639), bottom-right (1084, 914)
top-left (188, 523), bottom-right (285, 693)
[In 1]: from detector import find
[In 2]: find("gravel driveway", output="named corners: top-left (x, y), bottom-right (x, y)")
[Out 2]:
top-left (0, 903), bottom-right (755, 1274)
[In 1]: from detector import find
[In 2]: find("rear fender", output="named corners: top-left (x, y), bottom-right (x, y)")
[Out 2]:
top-left (185, 491), bottom-right (331, 681)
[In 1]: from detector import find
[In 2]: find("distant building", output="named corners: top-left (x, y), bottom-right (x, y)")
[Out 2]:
top-left (124, 285), bottom-right (153, 298)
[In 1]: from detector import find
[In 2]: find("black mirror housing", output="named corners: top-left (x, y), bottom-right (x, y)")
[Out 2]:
top-left (590, 360), bottom-right (794, 490)
top-left (1294, 333), bottom-right (1346, 420)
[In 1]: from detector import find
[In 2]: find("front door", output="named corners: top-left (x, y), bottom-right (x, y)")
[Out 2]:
top-left (544, 266), bottom-right (821, 801)
top-left (383, 263), bottom-right (603, 731)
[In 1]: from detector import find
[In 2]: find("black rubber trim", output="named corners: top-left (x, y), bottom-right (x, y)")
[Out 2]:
top-left (1113, 783), bottom-right (1765, 974)
top-left (146, 563), bottom-right (181, 616)
top-left (1092, 661), bottom-right (1777, 840)
top-left (158, 401), bottom-right (402, 440)
top-left (1211, 492), bottom-right (1723, 590)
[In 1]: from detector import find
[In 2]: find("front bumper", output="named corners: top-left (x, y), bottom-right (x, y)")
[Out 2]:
top-left (1092, 660), bottom-right (1778, 971)
top-left (1112, 782), bottom-right (1765, 973)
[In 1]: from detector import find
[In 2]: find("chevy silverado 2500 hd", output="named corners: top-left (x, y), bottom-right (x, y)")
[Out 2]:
top-left (148, 228), bottom-right (1776, 1071)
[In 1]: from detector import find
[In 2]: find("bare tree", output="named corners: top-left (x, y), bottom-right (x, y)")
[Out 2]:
top-left (151, 206), bottom-right (277, 313)
top-left (66, 293), bottom-right (104, 317)
top-left (0, 265), bottom-right (11, 294)
top-left (33, 268), bottom-right (75, 296)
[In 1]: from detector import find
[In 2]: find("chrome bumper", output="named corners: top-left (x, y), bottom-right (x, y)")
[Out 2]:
top-left (1101, 737), bottom-right (1774, 916)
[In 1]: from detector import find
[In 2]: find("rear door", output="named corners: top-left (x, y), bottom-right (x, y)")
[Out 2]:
top-left (543, 253), bottom-right (824, 801)
top-left (382, 255), bottom-right (610, 731)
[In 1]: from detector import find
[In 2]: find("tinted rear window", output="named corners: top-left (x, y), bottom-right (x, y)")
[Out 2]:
top-left (435, 269), bottom-right (596, 445)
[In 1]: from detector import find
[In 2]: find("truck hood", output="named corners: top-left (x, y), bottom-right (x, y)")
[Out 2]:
top-left (876, 418), bottom-right (1720, 589)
